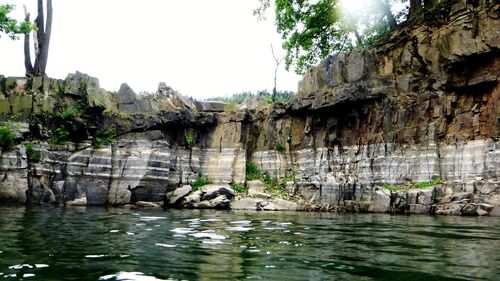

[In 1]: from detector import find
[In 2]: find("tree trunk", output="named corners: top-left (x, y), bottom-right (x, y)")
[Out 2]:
top-left (24, 0), bottom-right (52, 76)
top-left (271, 44), bottom-right (283, 103)
top-left (33, 0), bottom-right (52, 76)
top-left (409, 0), bottom-right (422, 18)
top-left (376, 0), bottom-right (398, 29)
top-left (23, 6), bottom-right (34, 76)
top-left (353, 29), bottom-right (362, 45)
top-left (424, 0), bottom-right (437, 9)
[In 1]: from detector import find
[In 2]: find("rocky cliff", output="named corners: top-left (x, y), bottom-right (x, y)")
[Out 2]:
top-left (0, 0), bottom-right (498, 215)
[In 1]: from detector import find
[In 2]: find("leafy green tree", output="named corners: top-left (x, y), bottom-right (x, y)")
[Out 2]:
top-left (0, 4), bottom-right (34, 39)
top-left (256, 0), bottom-right (444, 74)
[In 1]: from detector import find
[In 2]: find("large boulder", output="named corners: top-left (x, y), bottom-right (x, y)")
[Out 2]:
top-left (117, 83), bottom-right (137, 105)
top-left (368, 189), bottom-right (391, 213)
top-left (247, 180), bottom-right (265, 195)
top-left (261, 198), bottom-right (298, 211)
top-left (165, 185), bottom-right (192, 206)
top-left (200, 184), bottom-right (235, 200)
top-left (231, 198), bottom-right (258, 210)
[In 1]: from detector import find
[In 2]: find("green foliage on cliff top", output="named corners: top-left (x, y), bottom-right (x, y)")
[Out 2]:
top-left (0, 125), bottom-right (15, 149)
top-left (255, 0), bottom-right (453, 74)
top-left (208, 90), bottom-right (295, 105)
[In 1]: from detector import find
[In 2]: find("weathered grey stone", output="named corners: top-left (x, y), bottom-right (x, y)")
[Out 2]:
top-left (488, 207), bottom-right (500, 217)
top-left (209, 195), bottom-right (231, 209)
top-left (247, 180), bottom-right (265, 195)
top-left (436, 203), bottom-right (463, 216)
top-left (270, 198), bottom-right (298, 211)
top-left (231, 198), bottom-right (258, 210)
top-left (181, 190), bottom-right (202, 207)
top-left (135, 201), bottom-right (161, 208)
top-left (201, 184), bottom-right (235, 201)
top-left (166, 185), bottom-right (192, 205)
top-left (408, 204), bottom-right (431, 214)
top-left (251, 192), bottom-right (272, 199)
top-left (478, 203), bottom-right (494, 212)
top-left (195, 101), bottom-right (227, 112)
top-left (476, 208), bottom-right (488, 216)
top-left (369, 189), bottom-right (391, 213)
top-left (193, 200), bottom-right (212, 209)
top-left (461, 204), bottom-right (478, 216)
top-left (479, 181), bottom-right (498, 194)
top-left (66, 195), bottom-right (87, 206)
top-left (117, 83), bottom-right (137, 104)
top-left (0, 172), bottom-right (28, 204)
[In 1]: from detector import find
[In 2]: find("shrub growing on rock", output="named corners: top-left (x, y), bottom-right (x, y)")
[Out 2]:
top-left (26, 142), bottom-right (42, 162)
top-left (0, 125), bottom-right (15, 150)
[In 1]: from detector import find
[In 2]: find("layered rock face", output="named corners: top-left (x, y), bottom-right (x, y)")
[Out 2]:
top-left (0, 72), bottom-right (246, 206)
top-left (246, 1), bottom-right (500, 214)
top-left (0, 0), bottom-right (498, 215)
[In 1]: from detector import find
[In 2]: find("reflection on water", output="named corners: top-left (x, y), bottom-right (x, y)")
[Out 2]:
top-left (0, 206), bottom-right (498, 280)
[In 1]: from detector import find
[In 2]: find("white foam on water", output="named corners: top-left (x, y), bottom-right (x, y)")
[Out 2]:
top-left (230, 220), bottom-right (252, 224)
top-left (263, 227), bottom-right (285, 230)
top-left (85, 254), bottom-right (106, 259)
top-left (140, 216), bottom-right (166, 221)
top-left (200, 219), bottom-right (222, 222)
top-left (170, 228), bottom-right (194, 234)
top-left (155, 243), bottom-right (176, 248)
top-left (246, 249), bottom-right (260, 253)
top-left (225, 226), bottom-right (254, 232)
top-left (23, 273), bottom-right (35, 278)
top-left (202, 240), bottom-right (224, 245)
top-left (191, 230), bottom-right (226, 240)
top-left (110, 230), bottom-right (119, 233)
top-left (35, 264), bottom-right (49, 268)
top-left (126, 232), bottom-right (135, 236)
top-left (276, 222), bottom-right (292, 226)
top-left (8, 264), bottom-right (33, 269)
top-left (99, 271), bottom-right (174, 281)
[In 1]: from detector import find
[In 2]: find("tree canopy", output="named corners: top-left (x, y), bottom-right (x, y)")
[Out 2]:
top-left (0, 4), bottom-right (34, 39)
top-left (256, 0), bottom-right (450, 74)
top-left (207, 90), bottom-right (296, 105)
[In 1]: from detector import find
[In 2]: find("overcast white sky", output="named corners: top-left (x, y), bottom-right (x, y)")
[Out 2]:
top-left (0, 0), bottom-right (304, 99)
top-left (0, 0), bottom-right (370, 99)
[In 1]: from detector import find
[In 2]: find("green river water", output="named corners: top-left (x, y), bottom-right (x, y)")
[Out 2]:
top-left (0, 206), bottom-right (498, 280)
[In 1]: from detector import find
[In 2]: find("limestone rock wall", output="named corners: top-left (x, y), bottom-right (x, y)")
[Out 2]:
top-left (246, 1), bottom-right (499, 214)
top-left (0, 0), bottom-right (498, 214)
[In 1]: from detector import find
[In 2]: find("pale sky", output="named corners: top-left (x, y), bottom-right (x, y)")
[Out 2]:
top-left (0, 0), bottom-right (302, 99)
top-left (0, 0), bottom-right (377, 99)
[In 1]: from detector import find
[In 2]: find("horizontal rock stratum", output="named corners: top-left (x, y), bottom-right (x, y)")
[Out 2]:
top-left (0, 0), bottom-right (498, 215)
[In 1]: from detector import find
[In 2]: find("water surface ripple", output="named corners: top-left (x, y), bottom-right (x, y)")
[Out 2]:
top-left (0, 207), bottom-right (498, 280)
